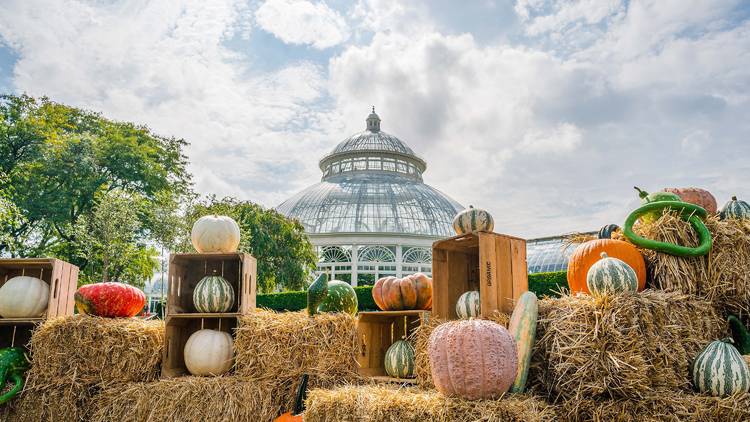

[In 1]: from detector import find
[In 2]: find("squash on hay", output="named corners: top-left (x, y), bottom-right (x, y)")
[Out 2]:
top-left (567, 239), bottom-right (646, 295)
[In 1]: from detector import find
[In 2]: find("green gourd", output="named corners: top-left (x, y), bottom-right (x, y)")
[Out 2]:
top-left (623, 200), bottom-right (712, 257)
top-left (729, 315), bottom-right (750, 355)
top-left (317, 280), bottom-right (358, 315)
top-left (634, 186), bottom-right (682, 223)
top-left (0, 347), bottom-right (30, 405)
top-left (306, 273), bottom-right (328, 316)
top-left (508, 291), bottom-right (538, 393)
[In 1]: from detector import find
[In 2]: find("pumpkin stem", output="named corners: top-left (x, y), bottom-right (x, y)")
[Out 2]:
top-left (722, 337), bottom-right (735, 344)
top-left (732, 196), bottom-right (738, 201)
top-left (469, 205), bottom-right (474, 209)
top-left (634, 186), bottom-right (649, 200)
top-left (600, 252), bottom-right (609, 259)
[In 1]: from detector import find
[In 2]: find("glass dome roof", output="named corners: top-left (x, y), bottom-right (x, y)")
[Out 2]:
top-left (278, 109), bottom-right (463, 236)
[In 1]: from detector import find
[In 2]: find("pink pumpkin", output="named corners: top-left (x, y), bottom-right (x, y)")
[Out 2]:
top-left (427, 319), bottom-right (517, 400)
top-left (662, 187), bottom-right (717, 214)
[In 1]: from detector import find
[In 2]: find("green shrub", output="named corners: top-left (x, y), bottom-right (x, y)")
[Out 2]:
top-left (256, 271), bottom-right (569, 312)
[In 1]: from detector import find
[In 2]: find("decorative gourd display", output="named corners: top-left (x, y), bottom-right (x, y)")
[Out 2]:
top-left (585, 252), bottom-right (638, 295)
top-left (663, 187), bottom-right (718, 214)
top-left (384, 339), bottom-right (416, 379)
top-left (508, 291), bottom-right (538, 393)
top-left (623, 193), bottom-right (712, 257)
top-left (597, 224), bottom-right (620, 239)
top-left (191, 215), bottom-right (241, 253)
top-left (720, 196), bottom-right (750, 220)
top-left (193, 271), bottom-right (235, 313)
top-left (372, 273), bottom-right (432, 311)
top-left (306, 273), bottom-right (329, 316)
top-left (184, 329), bottom-right (234, 376)
top-left (729, 315), bottom-right (750, 355)
top-left (455, 290), bottom-right (480, 319)
top-left (634, 186), bottom-right (682, 223)
top-left (0, 276), bottom-right (49, 318)
top-left (428, 319), bottom-right (517, 400)
top-left (74, 282), bottom-right (146, 318)
top-left (317, 280), bottom-right (358, 315)
top-left (273, 374), bottom-right (309, 422)
top-left (567, 239), bottom-right (646, 295)
top-left (692, 339), bottom-right (750, 397)
top-left (452, 205), bottom-right (494, 235)
top-left (0, 347), bottom-right (29, 405)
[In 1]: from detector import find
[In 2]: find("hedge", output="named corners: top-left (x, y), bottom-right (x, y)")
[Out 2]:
top-left (256, 271), bottom-right (568, 312)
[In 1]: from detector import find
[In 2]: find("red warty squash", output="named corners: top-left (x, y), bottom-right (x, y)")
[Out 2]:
top-left (372, 273), bottom-right (432, 311)
top-left (74, 282), bottom-right (146, 318)
top-left (567, 239), bottom-right (646, 295)
top-left (662, 187), bottom-right (717, 214)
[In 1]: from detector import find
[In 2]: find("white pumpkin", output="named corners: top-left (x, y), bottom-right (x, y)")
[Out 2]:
top-left (184, 329), bottom-right (234, 376)
top-left (0, 276), bottom-right (50, 318)
top-left (191, 215), bottom-right (241, 253)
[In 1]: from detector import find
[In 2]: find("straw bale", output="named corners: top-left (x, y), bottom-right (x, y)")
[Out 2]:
top-left (234, 310), bottom-right (359, 386)
top-left (413, 312), bottom-right (509, 389)
top-left (90, 376), bottom-right (293, 422)
top-left (28, 315), bottom-right (163, 385)
top-left (531, 290), bottom-right (725, 403)
top-left (304, 384), bottom-right (557, 422)
top-left (0, 382), bottom-right (93, 422)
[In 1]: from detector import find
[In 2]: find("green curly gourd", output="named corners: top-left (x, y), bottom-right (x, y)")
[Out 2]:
top-left (729, 315), bottom-right (750, 355)
top-left (306, 273), bottom-right (328, 316)
top-left (634, 186), bottom-right (682, 223)
top-left (0, 347), bottom-right (30, 405)
top-left (623, 200), bottom-right (712, 256)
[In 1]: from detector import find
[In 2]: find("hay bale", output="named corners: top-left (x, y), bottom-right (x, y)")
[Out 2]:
top-left (1, 382), bottom-right (93, 422)
top-left (90, 376), bottom-right (292, 422)
top-left (234, 310), bottom-right (359, 386)
top-left (304, 384), bottom-right (557, 422)
top-left (532, 290), bottom-right (725, 404)
top-left (29, 315), bottom-right (163, 385)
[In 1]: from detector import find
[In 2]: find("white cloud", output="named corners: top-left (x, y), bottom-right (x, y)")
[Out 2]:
top-left (255, 0), bottom-right (349, 49)
top-left (519, 123), bottom-right (583, 154)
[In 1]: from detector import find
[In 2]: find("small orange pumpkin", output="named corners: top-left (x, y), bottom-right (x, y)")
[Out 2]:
top-left (567, 239), bottom-right (646, 294)
top-left (372, 273), bottom-right (432, 311)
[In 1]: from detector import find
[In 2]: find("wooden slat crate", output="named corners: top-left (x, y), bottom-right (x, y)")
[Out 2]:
top-left (0, 258), bottom-right (80, 321)
top-left (167, 253), bottom-right (256, 316)
top-left (0, 321), bottom-right (35, 350)
top-left (432, 232), bottom-right (527, 319)
top-left (357, 310), bottom-right (428, 383)
top-left (161, 315), bottom-right (238, 378)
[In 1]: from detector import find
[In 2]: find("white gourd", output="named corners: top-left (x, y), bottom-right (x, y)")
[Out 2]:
top-left (191, 215), bottom-right (241, 253)
top-left (184, 329), bottom-right (235, 376)
top-left (0, 276), bottom-right (50, 318)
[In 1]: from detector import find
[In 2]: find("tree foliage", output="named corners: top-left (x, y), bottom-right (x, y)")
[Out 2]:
top-left (178, 197), bottom-right (317, 293)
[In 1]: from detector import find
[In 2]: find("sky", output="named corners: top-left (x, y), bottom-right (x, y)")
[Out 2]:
top-left (0, 0), bottom-right (749, 238)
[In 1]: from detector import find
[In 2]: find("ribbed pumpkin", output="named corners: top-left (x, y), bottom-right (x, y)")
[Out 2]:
top-left (0, 276), bottom-right (49, 318)
top-left (455, 290), bottom-right (480, 319)
top-left (692, 339), bottom-right (750, 397)
top-left (567, 239), bottom-right (646, 295)
top-left (508, 291), bottom-right (537, 393)
top-left (720, 196), bottom-right (750, 220)
top-left (372, 273), bottom-right (432, 311)
top-left (191, 215), bottom-right (241, 253)
top-left (193, 272), bottom-right (235, 313)
top-left (452, 205), bottom-right (494, 235)
top-left (586, 252), bottom-right (638, 295)
top-left (384, 339), bottom-right (415, 379)
top-left (597, 224), bottom-right (620, 239)
top-left (428, 319), bottom-right (517, 400)
top-left (663, 187), bottom-right (717, 214)
top-left (184, 329), bottom-right (234, 376)
top-left (75, 282), bottom-right (146, 317)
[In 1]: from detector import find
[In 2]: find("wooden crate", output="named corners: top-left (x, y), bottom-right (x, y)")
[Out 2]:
top-left (0, 321), bottom-right (36, 350)
top-left (161, 314), bottom-right (238, 378)
top-left (167, 253), bottom-right (256, 316)
top-left (432, 232), bottom-right (527, 319)
top-left (357, 310), bottom-right (428, 383)
top-left (0, 258), bottom-right (79, 322)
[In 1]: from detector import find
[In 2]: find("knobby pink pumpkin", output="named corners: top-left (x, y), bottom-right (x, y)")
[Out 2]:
top-left (662, 187), bottom-right (718, 214)
top-left (428, 319), bottom-right (518, 400)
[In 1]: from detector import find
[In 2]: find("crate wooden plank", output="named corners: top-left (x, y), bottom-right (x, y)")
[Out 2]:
top-left (0, 322), bottom-right (36, 349)
top-left (161, 315), bottom-right (238, 378)
top-left (479, 233), bottom-right (499, 317)
top-left (356, 311), bottom-right (427, 379)
top-left (511, 238), bottom-right (529, 305)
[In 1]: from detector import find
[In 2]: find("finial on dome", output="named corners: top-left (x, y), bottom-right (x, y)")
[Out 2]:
top-left (366, 106), bottom-right (381, 132)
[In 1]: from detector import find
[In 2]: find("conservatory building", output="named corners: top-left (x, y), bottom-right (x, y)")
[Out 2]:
top-left (277, 109), bottom-right (463, 286)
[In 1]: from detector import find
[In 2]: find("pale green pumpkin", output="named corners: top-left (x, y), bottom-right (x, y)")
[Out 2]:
top-left (384, 339), bottom-right (415, 379)
top-left (456, 290), bottom-right (480, 319)
top-left (692, 338), bottom-right (750, 397)
top-left (193, 273), bottom-right (235, 313)
top-left (585, 252), bottom-right (638, 295)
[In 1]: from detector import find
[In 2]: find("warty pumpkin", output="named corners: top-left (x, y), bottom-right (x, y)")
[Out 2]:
top-left (372, 273), bottom-right (432, 311)
top-left (662, 187), bottom-right (717, 214)
top-left (567, 239), bottom-right (646, 295)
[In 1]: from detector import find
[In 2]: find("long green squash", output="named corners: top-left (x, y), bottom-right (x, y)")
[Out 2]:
top-left (623, 201), bottom-right (712, 257)
top-left (508, 291), bottom-right (538, 393)
top-left (729, 315), bottom-right (750, 355)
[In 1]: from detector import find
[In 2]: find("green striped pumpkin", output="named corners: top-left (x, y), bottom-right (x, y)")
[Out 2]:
top-left (317, 280), bottom-right (358, 315)
top-left (456, 291), bottom-right (480, 319)
top-left (193, 273), bottom-right (235, 313)
top-left (452, 205), bottom-right (494, 235)
top-left (720, 196), bottom-right (750, 220)
top-left (585, 252), bottom-right (638, 295)
top-left (692, 338), bottom-right (750, 397)
top-left (384, 339), bottom-right (415, 379)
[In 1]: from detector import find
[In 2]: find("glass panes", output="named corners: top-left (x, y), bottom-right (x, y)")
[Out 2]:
top-left (526, 238), bottom-right (580, 273)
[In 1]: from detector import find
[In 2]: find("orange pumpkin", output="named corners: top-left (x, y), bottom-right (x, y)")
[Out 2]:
top-left (372, 273), bottom-right (432, 311)
top-left (567, 239), bottom-right (646, 294)
top-left (274, 412), bottom-right (302, 422)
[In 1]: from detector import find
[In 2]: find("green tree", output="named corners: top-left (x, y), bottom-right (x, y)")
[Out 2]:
top-left (0, 171), bottom-right (26, 256)
top-left (178, 197), bottom-right (317, 293)
top-left (0, 94), bottom-right (191, 281)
